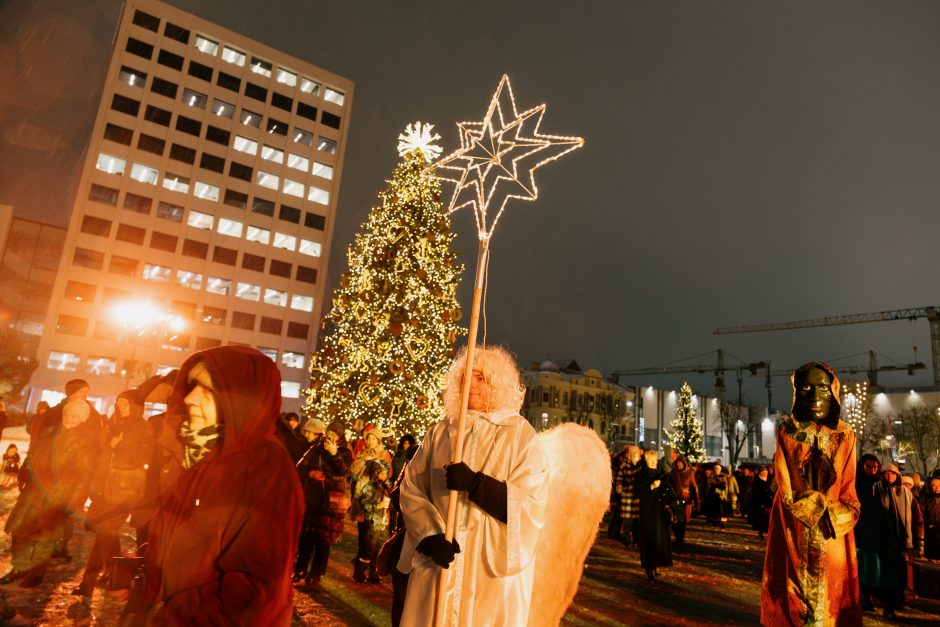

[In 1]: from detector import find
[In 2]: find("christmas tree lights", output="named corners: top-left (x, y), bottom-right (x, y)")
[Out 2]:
top-left (664, 382), bottom-right (708, 463)
top-left (303, 125), bottom-right (464, 438)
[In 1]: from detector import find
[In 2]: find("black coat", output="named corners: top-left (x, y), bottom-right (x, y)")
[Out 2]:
top-left (637, 461), bottom-right (673, 569)
top-left (297, 441), bottom-right (351, 544)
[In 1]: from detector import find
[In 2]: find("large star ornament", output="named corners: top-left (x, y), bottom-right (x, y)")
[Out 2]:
top-left (433, 75), bottom-right (584, 240)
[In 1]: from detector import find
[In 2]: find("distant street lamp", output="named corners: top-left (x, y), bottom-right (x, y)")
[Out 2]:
top-left (541, 412), bottom-right (549, 431)
top-left (110, 299), bottom-right (188, 385)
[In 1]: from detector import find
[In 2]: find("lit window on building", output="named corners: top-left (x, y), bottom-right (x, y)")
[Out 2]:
top-left (250, 57), bottom-right (272, 77)
top-left (299, 239), bottom-right (321, 257)
top-left (233, 135), bottom-right (258, 155)
top-left (143, 263), bottom-right (172, 281)
top-left (259, 348), bottom-right (278, 362)
top-left (312, 161), bottom-right (333, 180)
top-left (162, 173), bottom-right (190, 194)
top-left (221, 45), bottom-right (245, 66)
top-left (176, 269), bottom-right (203, 290)
top-left (212, 99), bottom-right (235, 118)
top-left (182, 88), bottom-right (207, 109)
top-left (96, 153), bottom-right (126, 175)
top-left (261, 145), bottom-right (284, 164)
top-left (86, 356), bottom-right (117, 376)
top-left (236, 282), bottom-right (261, 302)
top-left (130, 163), bottom-right (159, 185)
top-left (201, 306), bottom-right (226, 325)
top-left (290, 294), bottom-right (314, 312)
top-left (317, 137), bottom-right (337, 154)
top-left (240, 109), bottom-right (261, 128)
top-left (118, 66), bottom-right (146, 88)
top-left (284, 153), bottom-right (308, 173)
top-left (275, 67), bottom-right (297, 87)
top-left (48, 351), bottom-right (80, 372)
top-left (194, 34), bottom-right (218, 56)
top-left (264, 288), bottom-right (287, 307)
top-left (283, 179), bottom-right (304, 198)
top-left (307, 186), bottom-right (329, 205)
top-left (292, 129), bottom-right (313, 147)
top-left (217, 218), bottom-right (243, 238)
top-left (64, 281), bottom-right (96, 302)
top-left (281, 381), bottom-right (301, 399)
top-left (273, 232), bottom-right (296, 251)
top-left (324, 87), bottom-right (345, 106)
top-left (256, 171), bottom-right (279, 191)
top-left (206, 276), bottom-right (232, 296)
top-left (300, 77), bottom-right (320, 96)
top-left (281, 352), bottom-right (305, 368)
top-left (194, 181), bottom-right (220, 201)
top-left (187, 210), bottom-right (214, 230)
top-left (246, 226), bottom-right (270, 245)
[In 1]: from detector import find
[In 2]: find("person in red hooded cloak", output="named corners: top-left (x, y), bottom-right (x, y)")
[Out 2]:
top-left (760, 362), bottom-right (862, 626)
top-left (130, 346), bottom-right (304, 626)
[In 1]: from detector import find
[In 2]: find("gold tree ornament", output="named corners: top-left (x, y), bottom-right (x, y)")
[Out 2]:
top-left (434, 74), bottom-right (585, 240)
top-left (398, 121), bottom-right (443, 161)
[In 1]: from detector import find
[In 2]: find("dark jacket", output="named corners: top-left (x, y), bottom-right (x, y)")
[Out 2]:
top-left (637, 460), bottom-right (673, 569)
top-left (298, 438), bottom-right (351, 544)
top-left (142, 346), bottom-right (304, 627)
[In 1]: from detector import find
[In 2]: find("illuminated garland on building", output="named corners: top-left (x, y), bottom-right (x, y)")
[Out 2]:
top-left (664, 382), bottom-right (708, 463)
top-left (303, 124), bottom-right (464, 438)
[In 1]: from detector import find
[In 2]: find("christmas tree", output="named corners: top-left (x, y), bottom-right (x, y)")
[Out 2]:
top-left (664, 382), bottom-right (708, 462)
top-left (304, 123), bottom-right (464, 438)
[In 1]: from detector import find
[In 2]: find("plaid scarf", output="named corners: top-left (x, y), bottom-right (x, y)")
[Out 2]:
top-left (180, 421), bottom-right (221, 469)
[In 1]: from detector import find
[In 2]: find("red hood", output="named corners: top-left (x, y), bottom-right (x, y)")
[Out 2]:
top-left (169, 346), bottom-right (281, 455)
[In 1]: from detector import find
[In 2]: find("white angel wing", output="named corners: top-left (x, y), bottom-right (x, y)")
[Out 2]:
top-left (527, 423), bottom-right (612, 626)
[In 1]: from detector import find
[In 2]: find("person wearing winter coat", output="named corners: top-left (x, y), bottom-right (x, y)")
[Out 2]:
top-left (127, 346), bottom-right (304, 626)
top-left (667, 455), bottom-right (698, 550)
top-left (924, 477), bottom-right (940, 559)
top-left (704, 465), bottom-right (730, 527)
top-left (352, 459), bottom-right (391, 583)
top-left (617, 446), bottom-right (642, 545)
top-left (390, 434), bottom-right (417, 485)
top-left (637, 449), bottom-right (673, 581)
top-left (74, 387), bottom-right (154, 598)
top-left (1, 445), bottom-right (20, 489)
top-left (3, 380), bottom-right (102, 587)
top-left (293, 418), bottom-right (352, 588)
top-left (748, 466), bottom-right (774, 539)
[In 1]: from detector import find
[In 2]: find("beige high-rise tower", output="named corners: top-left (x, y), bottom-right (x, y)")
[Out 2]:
top-left (31, 0), bottom-right (353, 413)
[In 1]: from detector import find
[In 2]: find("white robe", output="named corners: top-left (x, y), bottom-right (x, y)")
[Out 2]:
top-left (398, 409), bottom-right (549, 627)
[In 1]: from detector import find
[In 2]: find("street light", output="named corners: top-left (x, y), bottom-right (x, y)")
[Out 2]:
top-left (541, 412), bottom-right (549, 431)
top-left (110, 299), bottom-right (188, 385)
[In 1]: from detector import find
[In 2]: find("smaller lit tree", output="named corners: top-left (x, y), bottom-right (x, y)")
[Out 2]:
top-left (664, 382), bottom-right (707, 463)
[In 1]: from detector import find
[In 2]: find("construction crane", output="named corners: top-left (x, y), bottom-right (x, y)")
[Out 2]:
top-left (765, 351), bottom-right (925, 386)
top-left (611, 349), bottom-right (772, 407)
top-left (714, 307), bottom-right (940, 386)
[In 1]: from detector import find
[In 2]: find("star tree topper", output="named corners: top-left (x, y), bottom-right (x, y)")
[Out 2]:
top-left (433, 74), bottom-right (584, 240)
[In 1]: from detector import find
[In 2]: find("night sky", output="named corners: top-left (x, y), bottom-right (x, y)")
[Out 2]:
top-left (3, 0), bottom-right (939, 410)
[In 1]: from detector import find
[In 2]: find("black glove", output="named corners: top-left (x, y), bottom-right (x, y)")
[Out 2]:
top-left (416, 533), bottom-right (461, 568)
top-left (470, 473), bottom-right (508, 523)
top-left (445, 462), bottom-right (481, 492)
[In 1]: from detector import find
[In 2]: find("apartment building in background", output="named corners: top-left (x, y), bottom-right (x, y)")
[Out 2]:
top-left (30, 0), bottom-right (353, 412)
top-left (0, 204), bottom-right (68, 359)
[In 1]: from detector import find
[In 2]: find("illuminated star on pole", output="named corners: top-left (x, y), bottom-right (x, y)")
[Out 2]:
top-left (434, 74), bottom-right (584, 240)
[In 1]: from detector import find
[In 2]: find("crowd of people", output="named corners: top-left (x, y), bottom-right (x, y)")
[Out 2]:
top-left (606, 444), bottom-right (778, 581)
top-left (2, 352), bottom-right (940, 625)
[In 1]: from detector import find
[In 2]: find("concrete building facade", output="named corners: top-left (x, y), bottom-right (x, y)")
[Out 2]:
top-left (521, 359), bottom-right (635, 448)
top-left (30, 0), bottom-right (353, 413)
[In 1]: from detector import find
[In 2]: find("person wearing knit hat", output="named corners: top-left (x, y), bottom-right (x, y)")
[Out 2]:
top-left (294, 416), bottom-right (353, 588)
top-left (303, 419), bottom-right (326, 438)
